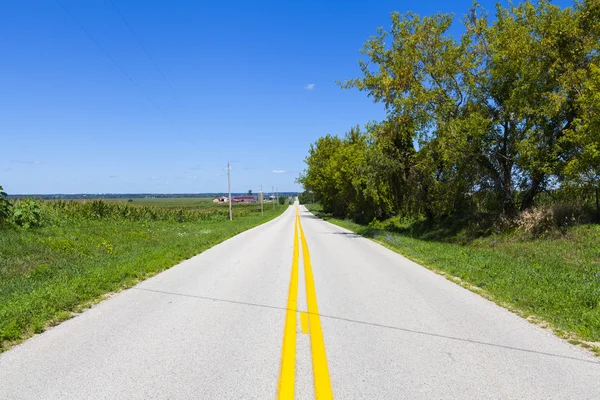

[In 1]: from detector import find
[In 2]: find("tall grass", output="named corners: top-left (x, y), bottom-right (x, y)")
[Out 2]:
top-left (45, 199), bottom-right (261, 223)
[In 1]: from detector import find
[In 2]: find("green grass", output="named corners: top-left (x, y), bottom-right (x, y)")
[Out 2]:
top-left (0, 199), bottom-right (286, 351)
top-left (305, 203), bottom-right (600, 348)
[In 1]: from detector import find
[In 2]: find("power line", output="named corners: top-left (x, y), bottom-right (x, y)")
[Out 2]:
top-left (55, 0), bottom-right (173, 123)
top-left (108, 0), bottom-right (187, 109)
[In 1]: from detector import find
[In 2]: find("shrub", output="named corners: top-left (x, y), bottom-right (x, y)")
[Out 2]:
top-left (278, 196), bottom-right (286, 205)
top-left (0, 186), bottom-right (10, 226)
top-left (297, 191), bottom-right (313, 204)
top-left (10, 199), bottom-right (43, 229)
top-left (517, 204), bottom-right (585, 237)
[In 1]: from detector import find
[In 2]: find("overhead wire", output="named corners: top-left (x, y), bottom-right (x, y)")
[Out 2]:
top-left (106, 0), bottom-right (204, 149)
top-left (55, 0), bottom-right (178, 128)
top-left (108, 0), bottom-right (188, 110)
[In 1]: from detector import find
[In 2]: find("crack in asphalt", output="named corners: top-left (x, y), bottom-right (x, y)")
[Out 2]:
top-left (132, 287), bottom-right (600, 365)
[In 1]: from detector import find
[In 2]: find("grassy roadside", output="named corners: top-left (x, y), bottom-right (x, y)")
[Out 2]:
top-left (304, 203), bottom-right (600, 355)
top-left (0, 201), bottom-right (286, 352)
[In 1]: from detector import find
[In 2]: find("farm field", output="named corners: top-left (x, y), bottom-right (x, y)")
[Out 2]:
top-left (76, 196), bottom-right (278, 209)
top-left (0, 198), bottom-right (287, 351)
top-left (102, 197), bottom-right (217, 209)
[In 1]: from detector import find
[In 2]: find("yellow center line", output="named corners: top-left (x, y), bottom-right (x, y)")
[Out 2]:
top-left (277, 211), bottom-right (299, 399)
top-left (298, 207), bottom-right (334, 400)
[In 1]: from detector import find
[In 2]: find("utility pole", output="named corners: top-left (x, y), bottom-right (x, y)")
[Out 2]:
top-left (228, 162), bottom-right (232, 221)
top-left (260, 184), bottom-right (264, 216)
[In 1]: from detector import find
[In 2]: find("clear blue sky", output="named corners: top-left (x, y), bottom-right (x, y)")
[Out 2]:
top-left (0, 0), bottom-right (572, 194)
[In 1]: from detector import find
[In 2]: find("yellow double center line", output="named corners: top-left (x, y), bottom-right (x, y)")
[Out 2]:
top-left (278, 206), bottom-right (333, 399)
top-left (278, 209), bottom-right (300, 398)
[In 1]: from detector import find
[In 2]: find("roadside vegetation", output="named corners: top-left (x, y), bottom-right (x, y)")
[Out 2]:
top-left (299, 0), bottom-right (600, 351)
top-left (306, 203), bottom-right (600, 351)
top-left (0, 193), bottom-right (285, 352)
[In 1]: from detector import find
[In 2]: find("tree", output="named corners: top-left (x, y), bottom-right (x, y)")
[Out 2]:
top-left (0, 186), bottom-right (10, 226)
top-left (297, 135), bottom-right (344, 215)
top-left (300, 0), bottom-right (600, 224)
top-left (297, 191), bottom-right (313, 204)
top-left (339, 0), bottom-right (599, 217)
top-left (556, 0), bottom-right (600, 221)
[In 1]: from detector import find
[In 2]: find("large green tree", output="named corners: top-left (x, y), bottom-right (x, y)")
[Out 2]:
top-left (300, 0), bottom-right (600, 223)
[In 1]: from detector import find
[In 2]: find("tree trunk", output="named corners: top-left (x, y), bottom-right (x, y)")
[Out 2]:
top-left (520, 173), bottom-right (543, 212)
top-left (501, 168), bottom-right (516, 216)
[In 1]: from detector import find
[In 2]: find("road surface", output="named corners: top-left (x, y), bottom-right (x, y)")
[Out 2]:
top-left (1, 204), bottom-right (599, 399)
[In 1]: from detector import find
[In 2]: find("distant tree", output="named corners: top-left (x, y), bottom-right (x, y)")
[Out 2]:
top-left (0, 185), bottom-right (11, 226)
top-left (248, 189), bottom-right (252, 195)
top-left (278, 196), bottom-right (286, 205)
top-left (297, 134), bottom-right (344, 214)
top-left (297, 191), bottom-right (313, 204)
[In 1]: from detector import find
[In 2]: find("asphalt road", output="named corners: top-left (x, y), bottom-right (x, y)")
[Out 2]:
top-left (1, 204), bottom-right (599, 399)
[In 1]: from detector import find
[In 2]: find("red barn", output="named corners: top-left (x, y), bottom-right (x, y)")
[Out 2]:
top-left (232, 196), bottom-right (257, 203)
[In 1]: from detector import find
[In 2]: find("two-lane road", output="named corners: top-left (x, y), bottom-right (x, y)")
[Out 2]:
top-left (1, 204), bottom-right (599, 399)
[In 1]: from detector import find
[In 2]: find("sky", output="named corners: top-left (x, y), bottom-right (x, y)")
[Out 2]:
top-left (0, 0), bottom-right (573, 194)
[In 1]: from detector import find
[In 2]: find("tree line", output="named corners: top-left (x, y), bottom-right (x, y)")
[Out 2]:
top-left (299, 0), bottom-right (600, 224)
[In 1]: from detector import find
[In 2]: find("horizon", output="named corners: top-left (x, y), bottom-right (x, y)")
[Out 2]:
top-left (6, 191), bottom-right (300, 197)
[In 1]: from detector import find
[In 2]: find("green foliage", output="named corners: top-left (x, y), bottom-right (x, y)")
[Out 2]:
top-left (10, 199), bottom-right (43, 229)
top-left (297, 191), bottom-right (314, 204)
top-left (278, 196), bottom-right (286, 205)
top-left (301, 0), bottom-right (600, 224)
top-left (0, 186), bottom-right (10, 227)
top-left (48, 199), bottom-right (262, 223)
top-left (0, 199), bottom-right (285, 351)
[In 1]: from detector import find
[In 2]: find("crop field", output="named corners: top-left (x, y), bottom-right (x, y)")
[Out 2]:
top-left (102, 197), bottom-right (218, 209)
top-left (0, 197), bottom-right (287, 351)
top-left (74, 197), bottom-right (277, 210)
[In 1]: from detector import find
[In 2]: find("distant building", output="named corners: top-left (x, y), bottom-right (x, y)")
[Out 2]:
top-left (232, 196), bottom-right (257, 203)
top-left (213, 196), bottom-right (229, 203)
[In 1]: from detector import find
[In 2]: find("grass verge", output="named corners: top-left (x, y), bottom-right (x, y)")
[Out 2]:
top-left (304, 203), bottom-right (600, 355)
top-left (0, 202), bottom-right (286, 352)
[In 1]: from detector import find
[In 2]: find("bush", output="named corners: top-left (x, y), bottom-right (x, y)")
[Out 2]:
top-left (10, 199), bottom-right (43, 229)
top-left (0, 186), bottom-right (10, 226)
top-left (278, 196), bottom-right (286, 205)
top-left (298, 191), bottom-right (313, 204)
top-left (517, 204), bottom-right (586, 237)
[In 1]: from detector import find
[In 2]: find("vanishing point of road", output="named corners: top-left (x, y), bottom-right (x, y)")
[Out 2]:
top-left (1, 203), bottom-right (599, 399)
